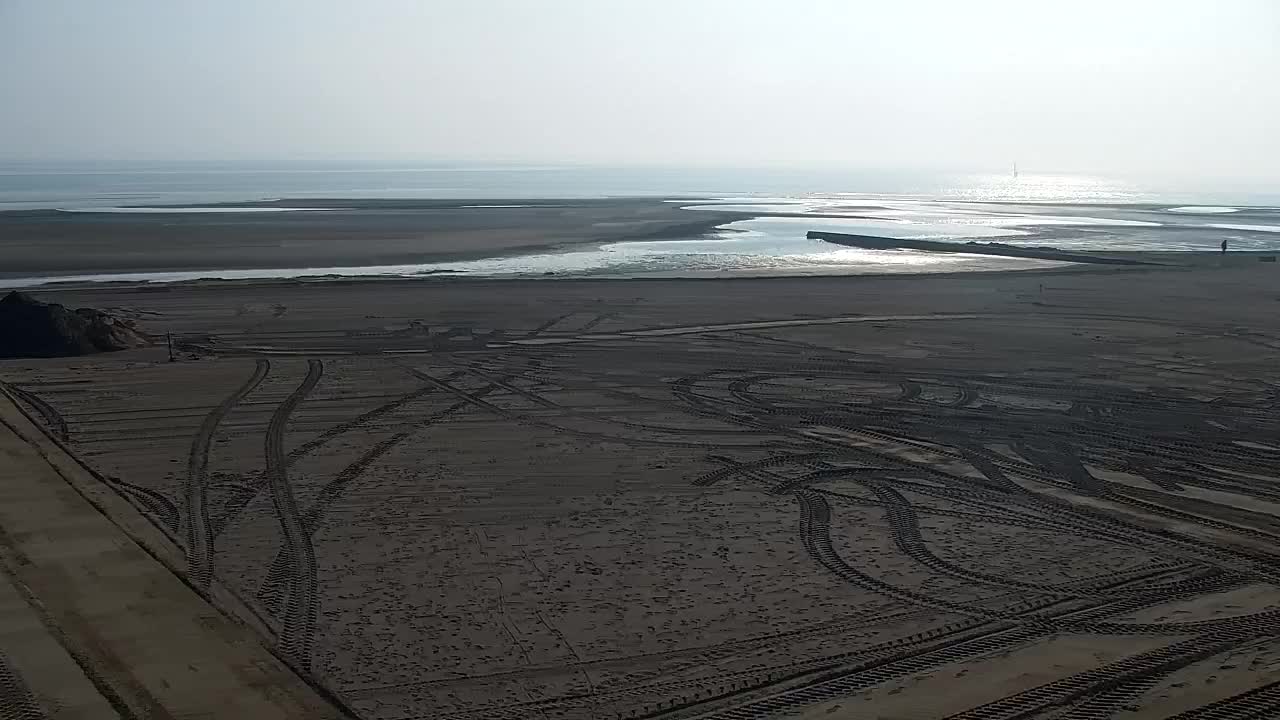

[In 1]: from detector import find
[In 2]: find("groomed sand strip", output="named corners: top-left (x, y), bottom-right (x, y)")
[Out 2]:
top-left (0, 389), bottom-right (347, 719)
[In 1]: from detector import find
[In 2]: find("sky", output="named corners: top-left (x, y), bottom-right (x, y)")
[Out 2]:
top-left (2, 0), bottom-right (1278, 184)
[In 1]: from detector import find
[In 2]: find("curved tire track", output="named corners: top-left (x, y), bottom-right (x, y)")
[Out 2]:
top-left (1, 383), bottom-right (68, 441)
top-left (183, 358), bottom-right (269, 591)
top-left (113, 478), bottom-right (181, 535)
top-left (263, 359), bottom-right (323, 669)
top-left (258, 386), bottom-right (498, 612)
top-left (209, 370), bottom-right (464, 541)
top-left (0, 650), bottom-right (46, 720)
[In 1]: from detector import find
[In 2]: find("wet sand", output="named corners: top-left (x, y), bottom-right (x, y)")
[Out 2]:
top-left (2, 260), bottom-right (1279, 719)
top-left (0, 198), bottom-right (744, 278)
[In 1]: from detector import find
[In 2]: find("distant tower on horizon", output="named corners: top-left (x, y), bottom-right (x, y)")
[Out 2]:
top-left (1012, 162), bottom-right (1019, 180)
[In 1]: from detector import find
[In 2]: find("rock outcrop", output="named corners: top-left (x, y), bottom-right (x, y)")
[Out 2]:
top-left (0, 291), bottom-right (150, 358)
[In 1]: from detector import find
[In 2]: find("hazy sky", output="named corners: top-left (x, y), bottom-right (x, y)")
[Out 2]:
top-left (2, 1), bottom-right (1278, 183)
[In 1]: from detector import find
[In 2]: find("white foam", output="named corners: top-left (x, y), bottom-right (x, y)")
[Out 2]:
top-left (958, 216), bottom-right (1162, 228)
top-left (1166, 206), bottom-right (1240, 214)
top-left (56, 206), bottom-right (334, 213)
top-left (1208, 223), bottom-right (1280, 233)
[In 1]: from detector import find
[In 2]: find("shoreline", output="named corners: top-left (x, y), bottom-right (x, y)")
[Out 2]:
top-left (4, 247), bottom-right (1269, 293)
top-left (0, 197), bottom-right (748, 278)
top-left (4, 195), bottom-right (1277, 291)
top-left (6, 250), bottom-right (1262, 295)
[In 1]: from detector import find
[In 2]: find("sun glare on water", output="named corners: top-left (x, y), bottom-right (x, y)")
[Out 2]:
top-left (943, 174), bottom-right (1144, 204)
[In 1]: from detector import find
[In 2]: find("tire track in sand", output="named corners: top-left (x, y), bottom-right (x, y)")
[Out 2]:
top-left (0, 649), bottom-right (47, 720)
top-left (264, 359), bottom-right (324, 669)
top-left (257, 384), bottom-right (498, 614)
top-left (183, 358), bottom-right (269, 591)
top-left (115, 478), bottom-right (181, 534)
top-left (208, 370), bottom-right (466, 541)
top-left (1164, 679), bottom-right (1280, 719)
top-left (1, 383), bottom-right (69, 441)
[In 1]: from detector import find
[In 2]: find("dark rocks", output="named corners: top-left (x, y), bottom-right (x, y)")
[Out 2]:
top-left (805, 231), bottom-right (1155, 266)
top-left (0, 291), bottom-right (149, 358)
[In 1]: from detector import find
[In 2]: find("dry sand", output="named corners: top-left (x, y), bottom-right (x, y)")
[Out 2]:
top-left (0, 382), bottom-right (345, 719)
top-left (2, 260), bottom-right (1279, 719)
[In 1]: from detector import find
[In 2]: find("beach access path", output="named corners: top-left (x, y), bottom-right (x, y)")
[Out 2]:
top-left (0, 387), bottom-right (347, 719)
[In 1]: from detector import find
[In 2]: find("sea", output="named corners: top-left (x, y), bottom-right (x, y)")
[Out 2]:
top-left (3, 164), bottom-right (1279, 286)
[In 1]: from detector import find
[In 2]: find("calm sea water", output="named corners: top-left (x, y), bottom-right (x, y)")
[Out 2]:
top-left (4, 164), bottom-right (1279, 209)
top-left (2, 165), bottom-right (1278, 286)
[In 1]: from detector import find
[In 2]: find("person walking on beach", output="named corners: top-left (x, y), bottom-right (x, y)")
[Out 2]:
top-left (1222, 239), bottom-right (1229, 254)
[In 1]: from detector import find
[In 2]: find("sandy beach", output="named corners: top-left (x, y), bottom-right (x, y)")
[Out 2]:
top-left (0, 198), bottom-right (744, 278)
top-left (2, 258), bottom-right (1278, 719)
top-left (8, 197), bottom-right (1279, 287)
top-left (7, 0), bottom-right (1280, 716)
